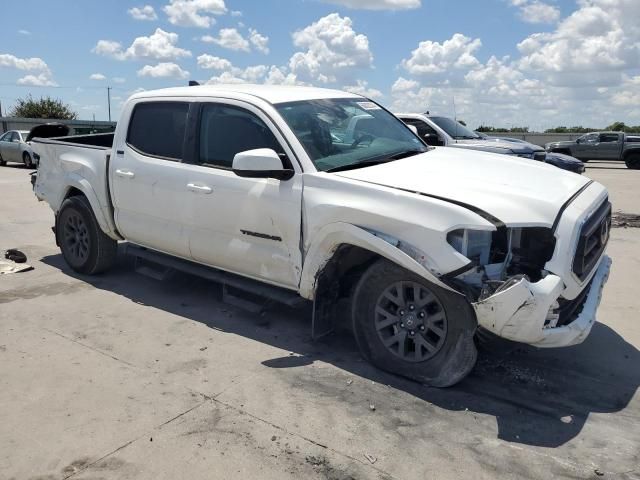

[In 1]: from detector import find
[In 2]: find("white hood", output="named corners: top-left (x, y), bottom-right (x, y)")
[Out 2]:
top-left (335, 147), bottom-right (590, 227)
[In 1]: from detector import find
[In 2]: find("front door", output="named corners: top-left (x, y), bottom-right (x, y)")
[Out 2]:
top-left (180, 101), bottom-right (303, 289)
top-left (110, 100), bottom-right (193, 258)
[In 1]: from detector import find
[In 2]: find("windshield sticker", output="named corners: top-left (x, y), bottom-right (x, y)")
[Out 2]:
top-left (357, 101), bottom-right (382, 111)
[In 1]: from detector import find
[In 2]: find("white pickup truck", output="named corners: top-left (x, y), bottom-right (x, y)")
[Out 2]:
top-left (32, 85), bottom-right (612, 387)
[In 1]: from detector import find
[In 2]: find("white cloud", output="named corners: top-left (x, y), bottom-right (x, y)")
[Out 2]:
top-left (113, 77), bottom-right (126, 84)
top-left (509, 0), bottom-right (561, 24)
top-left (289, 13), bottom-right (373, 83)
top-left (18, 29), bottom-right (31, 35)
top-left (201, 28), bottom-right (250, 52)
top-left (163, 0), bottom-right (226, 28)
top-left (343, 80), bottom-right (383, 98)
top-left (197, 54), bottom-right (232, 70)
top-left (138, 62), bottom-right (190, 79)
top-left (17, 73), bottom-right (57, 86)
top-left (320, 0), bottom-right (420, 10)
top-left (89, 73), bottom-right (106, 80)
top-left (93, 29), bottom-right (191, 61)
top-left (401, 33), bottom-right (481, 74)
top-left (517, 0), bottom-right (640, 85)
top-left (0, 54), bottom-right (50, 73)
top-left (201, 60), bottom-right (304, 86)
top-left (230, 10), bottom-right (242, 16)
top-left (128, 5), bottom-right (158, 20)
top-left (391, 77), bottom-right (419, 93)
top-left (249, 29), bottom-right (270, 54)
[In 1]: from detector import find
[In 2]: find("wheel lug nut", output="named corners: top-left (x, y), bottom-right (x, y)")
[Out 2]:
top-left (419, 312), bottom-right (425, 318)
top-left (409, 305), bottom-right (415, 311)
top-left (420, 325), bottom-right (425, 331)
top-left (400, 323), bottom-right (404, 328)
top-left (409, 330), bottom-right (415, 336)
top-left (399, 310), bottom-right (405, 315)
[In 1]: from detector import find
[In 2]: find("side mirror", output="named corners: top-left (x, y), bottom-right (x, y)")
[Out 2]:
top-left (576, 138), bottom-right (581, 144)
top-left (232, 148), bottom-right (294, 181)
top-left (424, 133), bottom-right (444, 146)
top-left (406, 124), bottom-right (418, 135)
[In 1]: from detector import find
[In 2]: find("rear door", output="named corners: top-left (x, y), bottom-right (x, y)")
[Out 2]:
top-left (110, 100), bottom-right (192, 258)
top-left (595, 133), bottom-right (622, 160)
top-left (0, 132), bottom-right (13, 162)
top-left (180, 100), bottom-right (303, 289)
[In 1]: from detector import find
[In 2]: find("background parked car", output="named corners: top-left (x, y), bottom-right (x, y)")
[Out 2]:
top-left (0, 130), bottom-right (35, 167)
top-left (476, 131), bottom-right (585, 173)
top-left (545, 131), bottom-right (640, 169)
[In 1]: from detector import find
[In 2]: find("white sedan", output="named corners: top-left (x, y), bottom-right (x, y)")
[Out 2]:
top-left (0, 130), bottom-right (35, 167)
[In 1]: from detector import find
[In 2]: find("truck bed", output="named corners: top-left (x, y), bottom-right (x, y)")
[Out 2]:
top-left (31, 133), bottom-right (119, 239)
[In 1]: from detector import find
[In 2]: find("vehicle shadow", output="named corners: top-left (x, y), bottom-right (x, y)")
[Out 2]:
top-left (41, 249), bottom-right (639, 449)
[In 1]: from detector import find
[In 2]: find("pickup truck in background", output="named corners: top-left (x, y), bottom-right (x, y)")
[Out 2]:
top-left (32, 85), bottom-right (612, 387)
top-left (546, 132), bottom-right (640, 169)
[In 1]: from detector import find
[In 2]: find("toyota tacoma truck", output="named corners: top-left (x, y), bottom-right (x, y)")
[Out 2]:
top-left (31, 85), bottom-right (612, 387)
top-left (546, 131), bottom-right (640, 169)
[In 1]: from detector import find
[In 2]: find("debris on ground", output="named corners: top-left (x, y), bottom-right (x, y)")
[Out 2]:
top-left (594, 468), bottom-right (604, 476)
top-left (364, 453), bottom-right (377, 464)
top-left (5, 249), bottom-right (27, 263)
top-left (369, 404), bottom-right (376, 411)
top-left (612, 212), bottom-right (640, 228)
top-left (199, 346), bottom-right (207, 351)
top-left (346, 379), bottom-right (353, 386)
top-left (0, 258), bottom-right (33, 274)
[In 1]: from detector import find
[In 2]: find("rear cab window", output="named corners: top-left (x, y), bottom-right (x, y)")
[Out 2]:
top-left (126, 102), bottom-right (189, 161)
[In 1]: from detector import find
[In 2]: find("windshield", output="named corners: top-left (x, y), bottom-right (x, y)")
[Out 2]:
top-left (429, 117), bottom-right (480, 139)
top-left (276, 98), bottom-right (427, 172)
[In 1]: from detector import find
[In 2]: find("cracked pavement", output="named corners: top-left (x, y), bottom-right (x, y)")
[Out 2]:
top-left (1, 161), bottom-right (639, 480)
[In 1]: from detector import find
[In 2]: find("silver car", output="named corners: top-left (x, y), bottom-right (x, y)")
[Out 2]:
top-left (0, 130), bottom-right (36, 167)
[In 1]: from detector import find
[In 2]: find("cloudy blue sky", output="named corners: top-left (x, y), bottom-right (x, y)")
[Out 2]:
top-left (1, 0), bottom-right (638, 130)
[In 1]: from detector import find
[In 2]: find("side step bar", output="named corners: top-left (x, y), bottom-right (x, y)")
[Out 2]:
top-left (125, 243), bottom-right (305, 308)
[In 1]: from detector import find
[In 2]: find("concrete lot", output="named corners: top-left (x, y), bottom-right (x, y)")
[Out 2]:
top-left (1, 161), bottom-right (639, 480)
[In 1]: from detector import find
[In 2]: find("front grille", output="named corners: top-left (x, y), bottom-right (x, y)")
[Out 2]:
top-left (534, 152), bottom-right (546, 162)
top-left (572, 200), bottom-right (611, 281)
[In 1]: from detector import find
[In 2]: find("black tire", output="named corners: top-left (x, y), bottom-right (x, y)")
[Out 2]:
top-left (56, 195), bottom-right (117, 274)
top-left (475, 327), bottom-right (520, 354)
top-left (0, 152), bottom-right (5, 166)
top-left (351, 259), bottom-right (477, 387)
top-left (23, 152), bottom-right (34, 168)
top-left (625, 153), bottom-right (640, 170)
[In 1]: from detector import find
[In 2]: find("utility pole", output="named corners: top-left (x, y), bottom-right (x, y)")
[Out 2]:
top-left (107, 86), bottom-right (112, 122)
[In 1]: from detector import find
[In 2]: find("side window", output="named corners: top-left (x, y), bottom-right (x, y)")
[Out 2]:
top-left (197, 104), bottom-right (284, 169)
top-left (403, 119), bottom-right (439, 145)
top-left (127, 102), bottom-right (189, 160)
top-left (9, 132), bottom-right (18, 142)
top-left (599, 133), bottom-right (619, 143)
top-left (0, 132), bottom-right (10, 142)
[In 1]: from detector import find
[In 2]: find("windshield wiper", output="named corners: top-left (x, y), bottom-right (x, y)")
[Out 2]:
top-left (325, 149), bottom-right (426, 173)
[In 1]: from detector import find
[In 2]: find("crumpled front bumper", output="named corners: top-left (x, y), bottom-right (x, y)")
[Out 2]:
top-left (472, 255), bottom-right (612, 348)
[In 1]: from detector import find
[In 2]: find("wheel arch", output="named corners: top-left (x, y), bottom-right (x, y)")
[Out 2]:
top-left (300, 222), bottom-right (458, 302)
top-left (57, 177), bottom-right (120, 240)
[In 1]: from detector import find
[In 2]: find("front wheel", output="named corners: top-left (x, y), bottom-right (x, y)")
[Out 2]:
top-left (351, 259), bottom-right (477, 387)
top-left (57, 195), bottom-right (117, 274)
top-left (23, 152), bottom-right (34, 168)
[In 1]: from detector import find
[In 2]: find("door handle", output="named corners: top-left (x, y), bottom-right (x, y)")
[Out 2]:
top-left (115, 169), bottom-right (135, 178)
top-left (187, 183), bottom-right (212, 194)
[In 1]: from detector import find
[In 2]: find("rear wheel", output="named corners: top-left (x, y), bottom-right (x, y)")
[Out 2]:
top-left (351, 259), bottom-right (477, 387)
top-left (625, 153), bottom-right (640, 170)
top-left (0, 152), bottom-right (5, 166)
top-left (23, 152), bottom-right (34, 168)
top-left (57, 195), bottom-right (117, 274)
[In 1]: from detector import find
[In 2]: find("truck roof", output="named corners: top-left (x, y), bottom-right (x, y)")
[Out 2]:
top-left (130, 84), bottom-right (362, 105)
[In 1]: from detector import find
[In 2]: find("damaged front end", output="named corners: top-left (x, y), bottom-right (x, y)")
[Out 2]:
top-left (446, 217), bottom-right (612, 347)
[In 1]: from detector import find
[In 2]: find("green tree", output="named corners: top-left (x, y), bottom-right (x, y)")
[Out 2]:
top-left (605, 121), bottom-right (626, 132)
top-left (9, 95), bottom-right (77, 120)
